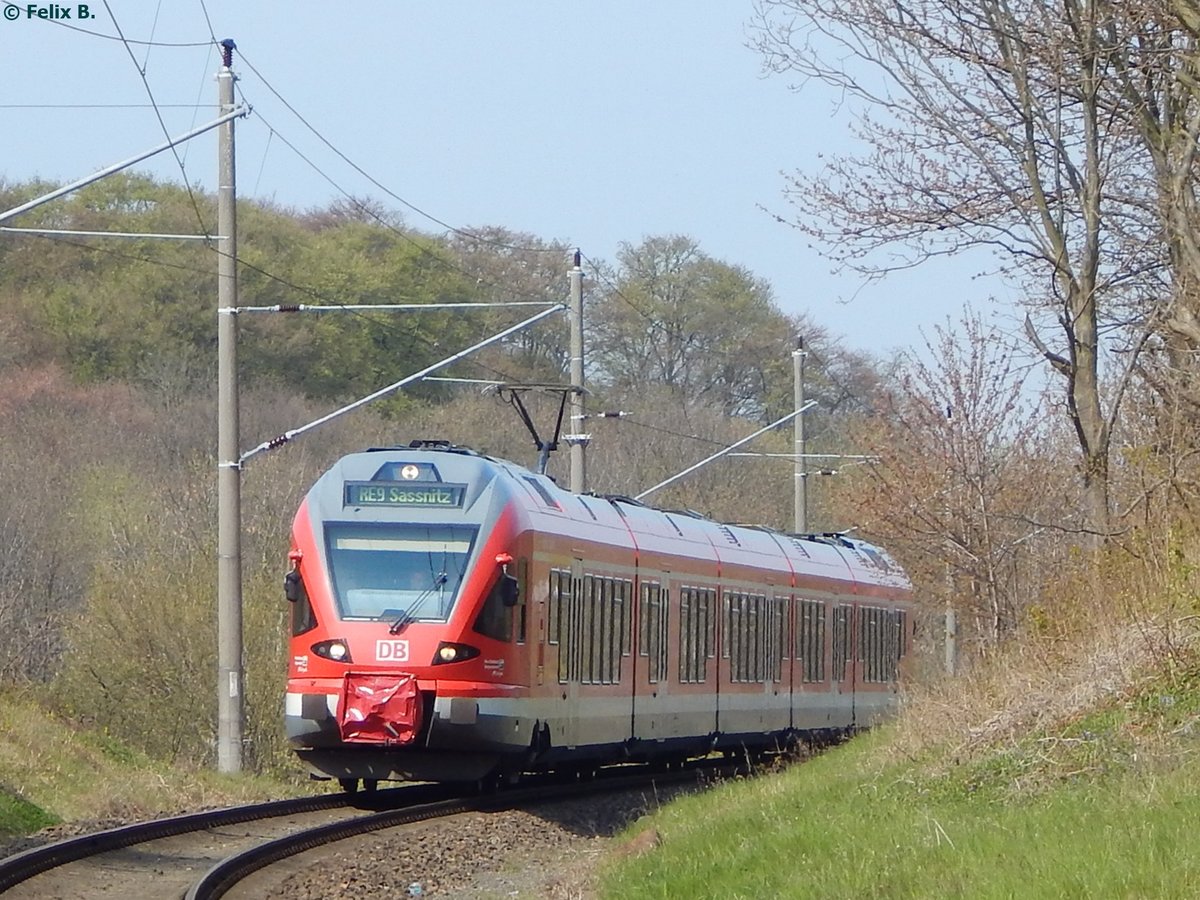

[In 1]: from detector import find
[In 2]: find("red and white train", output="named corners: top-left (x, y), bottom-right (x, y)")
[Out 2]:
top-left (284, 440), bottom-right (914, 789)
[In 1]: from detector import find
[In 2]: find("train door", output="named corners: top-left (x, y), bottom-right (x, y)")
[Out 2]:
top-left (831, 602), bottom-right (856, 728)
top-left (631, 571), bottom-right (669, 744)
top-left (792, 595), bottom-right (828, 731)
top-left (565, 559), bottom-right (584, 748)
top-left (765, 592), bottom-right (789, 735)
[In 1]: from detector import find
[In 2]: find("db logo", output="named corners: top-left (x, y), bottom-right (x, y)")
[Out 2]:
top-left (375, 639), bottom-right (410, 662)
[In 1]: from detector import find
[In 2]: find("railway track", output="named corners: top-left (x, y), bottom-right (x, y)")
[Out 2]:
top-left (0, 763), bottom-right (728, 899)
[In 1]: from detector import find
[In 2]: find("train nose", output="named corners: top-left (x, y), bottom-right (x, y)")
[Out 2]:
top-left (339, 672), bottom-right (423, 744)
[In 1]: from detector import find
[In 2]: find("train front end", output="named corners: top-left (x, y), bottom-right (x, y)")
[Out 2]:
top-left (284, 445), bottom-right (533, 786)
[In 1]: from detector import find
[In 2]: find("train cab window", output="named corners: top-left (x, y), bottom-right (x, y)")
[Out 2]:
top-left (324, 522), bottom-right (477, 623)
top-left (472, 573), bottom-right (514, 642)
top-left (287, 570), bottom-right (318, 637)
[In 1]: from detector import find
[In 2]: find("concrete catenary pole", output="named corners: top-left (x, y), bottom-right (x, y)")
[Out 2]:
top-left (216, 39), bottom-right (244, 774)
top-left (793, 336), bottom-right (808, 533)
top-left (568, 250), bottom-right (587, 494)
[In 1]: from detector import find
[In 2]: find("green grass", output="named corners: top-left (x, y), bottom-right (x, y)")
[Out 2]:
top-left (0, 690), bottom-right (313, 842)
top-left (600, 663), bottom-right (1200, 899)
top-left (0, 789), bottom-right (57, 837)
top-left (601, 739), bottom-right (1200, 898)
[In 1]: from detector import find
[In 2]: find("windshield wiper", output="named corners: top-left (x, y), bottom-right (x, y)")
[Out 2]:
top-left (388, 609), bottom-right (415, 634)
top-left (389, 572), bottom-right (449, 634)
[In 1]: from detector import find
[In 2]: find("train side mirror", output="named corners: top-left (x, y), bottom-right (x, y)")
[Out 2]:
top-left (501, 573), bottom-right (520, 607)
top-left (284, 569), bottom-right (301, 603)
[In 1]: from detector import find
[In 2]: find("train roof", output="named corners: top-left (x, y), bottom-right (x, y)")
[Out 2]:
top-left (309, 440), bottom-right (911, 597)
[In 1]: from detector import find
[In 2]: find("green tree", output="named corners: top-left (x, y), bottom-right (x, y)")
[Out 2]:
top-left (590, 235), bottom-right (799, 419)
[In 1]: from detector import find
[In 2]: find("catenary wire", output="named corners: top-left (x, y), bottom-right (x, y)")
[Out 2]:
top-left (244, 107), bottom-right (561, 302)
top-left (19, 10), bottom-right (213, 46)
top-left (235, 49), bottom-right (562, 256)
top-left (139, 0), bottom-right (165, 73)
top-left (16, 229), bottom-right (524, 386)
top-left (101, 1), bottom-right (213, 237)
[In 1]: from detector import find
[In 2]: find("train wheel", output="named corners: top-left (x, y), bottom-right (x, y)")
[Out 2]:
top-left (338, 777), bottom-right (359, 794)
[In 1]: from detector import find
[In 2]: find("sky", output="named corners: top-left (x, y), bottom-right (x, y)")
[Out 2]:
top-left (1, 1), bottom-right (997, 359)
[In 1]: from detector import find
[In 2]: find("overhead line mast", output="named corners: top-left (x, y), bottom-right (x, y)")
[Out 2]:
top-left (567, 250), bottom-right (588, 493)
top-left (215, 37), bottom-right (244, 775)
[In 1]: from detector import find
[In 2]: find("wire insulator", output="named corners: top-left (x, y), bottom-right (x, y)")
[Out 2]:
top-left (220, 38), bottom-right (236, 68)
top-left (266, 434), bottom-right (290, 450)
top-left (278, 304), bottom-right (302, 313)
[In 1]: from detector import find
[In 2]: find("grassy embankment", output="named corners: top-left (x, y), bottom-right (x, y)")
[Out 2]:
top-left (0, 691), bottom-right (304, 843)
top-left (601, 620), bottom-right (1200, 897)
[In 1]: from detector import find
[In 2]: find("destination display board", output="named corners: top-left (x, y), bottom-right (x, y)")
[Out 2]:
top-left (344, 481), bottom-right (466, 508)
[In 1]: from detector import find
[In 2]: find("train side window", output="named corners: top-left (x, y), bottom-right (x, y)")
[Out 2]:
top-left (701, 589), bottom-right (712, 661)
top-left (585, 578), bottom-right (595, 684)
top-left (679, 587), bottom-right (705, 684)
top-left (548, 569), bottom-right (566, 646)
top-left (895, 609), bottom-right (909, 673)
top-left (679, 588), bottom-right (692, 683)
top-left (797, 599), bottom-right (808, 681)
top-left (832, 605), bottom-right (850, 682)
top-left (750, 594), bottom-right (764, 683)
top-left (619, 579), bottom-right (632, 657)
top-left (681, 586), bottom-right (714, 683)
top-left (590, 576), bottom-right (609, 685)
top-left (728, 591), bottom-right (767, 684)
top-left (288, 570), bottom-right (318, 637)
top-left (602, 578), bottom-right (621, 683)
top-left (858, 606), bottom-right (893, 684)
top-left (639, 582), bottom-right (654, 660)
top-left (770, 596), bottom-right (787, 682)
top-left (655, 588), bottom-right (669, 682)
top-left (603, 577), bottom-right (616, 684)
top-left (797, 600), bottom-right (827, 683)
top-left (722, 590), bottom-right (732, 661)
top-left (551, 570), bottom-right (576, 684)
top-left (725, 591), bottom-right (737, 677)
top-left (641, 583), bottom-right (668, 683)
top-left (862, 607), bottom-right (875, 682)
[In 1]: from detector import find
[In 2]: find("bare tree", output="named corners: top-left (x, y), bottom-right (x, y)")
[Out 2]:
top-left (828, 313), bottom-right (1060, 648)
top-left (751, 0), bottom-right (1166, 545)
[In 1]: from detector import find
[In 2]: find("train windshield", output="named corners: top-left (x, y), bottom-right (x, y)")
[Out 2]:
top-left (324, 522), bottom-right (478, 622)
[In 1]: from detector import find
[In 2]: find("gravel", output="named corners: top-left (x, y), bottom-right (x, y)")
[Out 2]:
top-left (272, 783), bottom-right (697, 899)
top-left (0, 783), bottom-right (700, 899)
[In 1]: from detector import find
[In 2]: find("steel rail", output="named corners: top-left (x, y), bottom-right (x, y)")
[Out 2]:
top-left (185, 766), bottom-right (722, 900)
top-left (0, 786), bottom-right (440, 893)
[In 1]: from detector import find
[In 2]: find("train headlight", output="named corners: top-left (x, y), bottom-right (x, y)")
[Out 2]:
top-left (312, 639), bottom-right (353, 663)
top-left (431, 641), bottom-right (480, 665)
